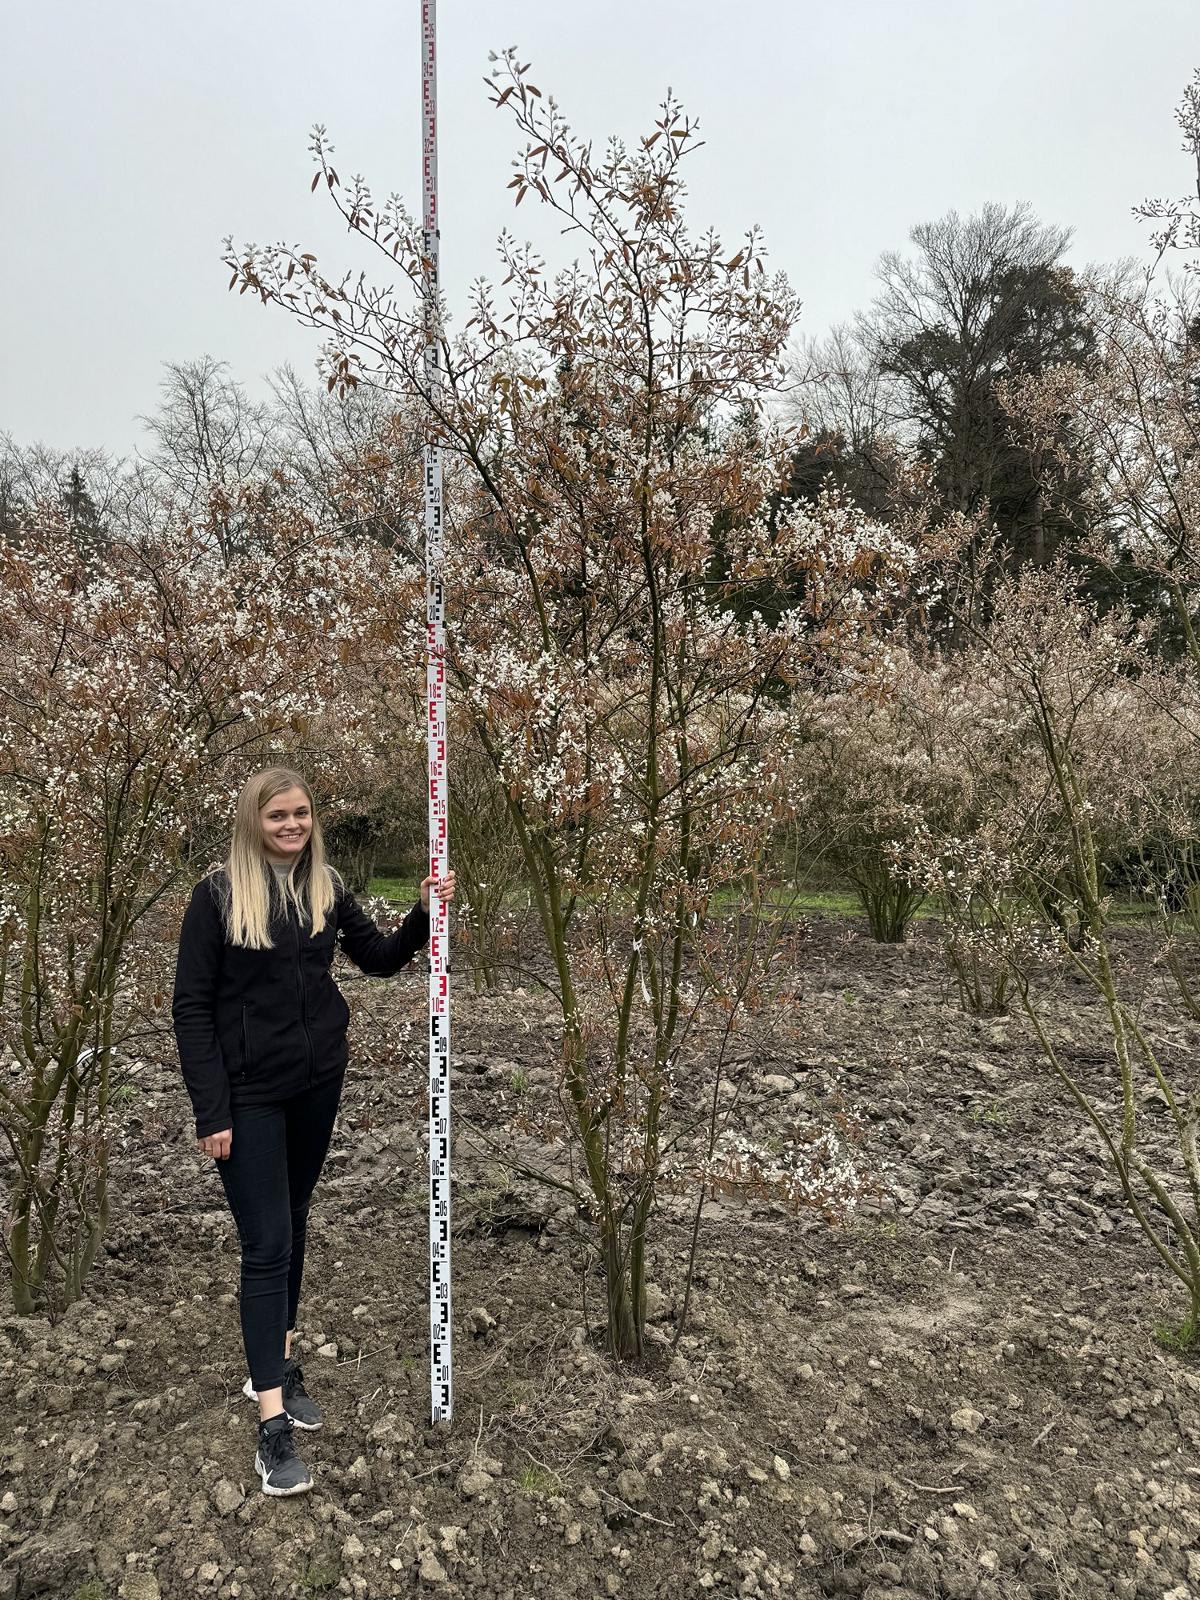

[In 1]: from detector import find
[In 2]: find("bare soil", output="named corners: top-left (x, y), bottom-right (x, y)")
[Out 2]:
top-left (2, 917), bottom-right (1199, 1600)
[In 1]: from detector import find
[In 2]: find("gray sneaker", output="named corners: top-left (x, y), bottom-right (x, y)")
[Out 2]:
top-left (243, 1358), bottom-right (324, 1430)
top-left (255, 1413), bottom-right (312, 1496)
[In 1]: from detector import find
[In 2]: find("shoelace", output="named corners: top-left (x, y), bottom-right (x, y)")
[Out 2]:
top-left (284, 1362), bottom-right (309, 1400)
top-left (261, 1419), bottom-right (298, 1470)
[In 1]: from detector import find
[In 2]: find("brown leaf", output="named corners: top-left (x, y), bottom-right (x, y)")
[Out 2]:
top-left (311, 172), bottom-right (321, 192)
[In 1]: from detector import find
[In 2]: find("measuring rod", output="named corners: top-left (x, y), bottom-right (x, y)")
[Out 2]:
top-left (421, 0), bottom-right (452, 1425)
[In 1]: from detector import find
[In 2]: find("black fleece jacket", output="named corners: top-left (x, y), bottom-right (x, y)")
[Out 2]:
top-left (172, 871), bottom-right (429, 1137)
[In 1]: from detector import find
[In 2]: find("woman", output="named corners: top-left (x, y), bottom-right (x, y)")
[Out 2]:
top-left (172, 767), bottom-right (455, 1497)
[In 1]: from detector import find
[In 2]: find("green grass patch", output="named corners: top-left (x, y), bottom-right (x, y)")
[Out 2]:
top-left (785, 886), bottom-right (871, 918)
top-left (1108, 895), bottom-right (1165, 924)
top-left (517, 1462), bottom-right (561, 1497)
top-left (1153, 1314), bottom-right (1200, 1356)
top-left (368, 874), bottom-right (423, 904)
top-left (367, 874), bottom-right (1175, 932)
top-left (969, 1099), bottom-right (1011, 1128)
top-left (299, 1556), bottom-right (341, 1595)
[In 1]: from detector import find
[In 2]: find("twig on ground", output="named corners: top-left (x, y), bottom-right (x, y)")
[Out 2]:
top-left (841, 1528), bottom-right (914, 1555)
top-left (898, 1477), bottom-right (966, 1494)
top-left (459, 1335), bottom-right (516, 1381)
top-left (338, 1346), bottom-right (386, 1367)
top-left (595, 1486), bottom-right (677, 1529)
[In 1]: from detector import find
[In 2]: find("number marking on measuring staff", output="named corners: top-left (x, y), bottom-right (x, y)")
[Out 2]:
top-left (421, 0), bottom-right (452, 1425)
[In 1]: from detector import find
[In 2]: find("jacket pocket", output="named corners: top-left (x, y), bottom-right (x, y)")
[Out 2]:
top-left (317, 969), bottom-right (352, 1033)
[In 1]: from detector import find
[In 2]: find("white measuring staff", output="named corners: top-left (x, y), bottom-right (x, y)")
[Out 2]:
top-left (421, 0), bottom-right (452, 1424)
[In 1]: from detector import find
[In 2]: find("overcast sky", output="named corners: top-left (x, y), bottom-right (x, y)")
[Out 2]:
top-left (3, 0), bottom-right (1197, 456)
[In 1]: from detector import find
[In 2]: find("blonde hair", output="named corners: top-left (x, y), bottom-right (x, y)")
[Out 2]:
top-left (214, 767), bottom-right (338, 949)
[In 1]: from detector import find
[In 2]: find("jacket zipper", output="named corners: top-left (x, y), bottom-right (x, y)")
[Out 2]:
top-left (295, 908), bottom-right (315, 1087)
top-left (240, 1006), bottom-right (251, 1080)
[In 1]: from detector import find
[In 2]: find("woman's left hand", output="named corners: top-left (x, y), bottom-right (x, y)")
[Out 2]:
top-left (421, 868), bottom-right (457, 910)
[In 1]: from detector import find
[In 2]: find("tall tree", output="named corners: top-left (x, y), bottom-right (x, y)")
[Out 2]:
top-left (136, 357), bottom-right (278, 561)
top-left (865, 202), bottom-right (1093, 565)
top-left (61, 465), bottom-right (108, 561)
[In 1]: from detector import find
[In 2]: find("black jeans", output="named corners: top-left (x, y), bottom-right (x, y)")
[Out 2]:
top-left (215, 1068), bottom-right (343, 1391)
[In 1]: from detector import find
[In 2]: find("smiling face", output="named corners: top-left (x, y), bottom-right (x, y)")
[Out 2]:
top-left (259, 785), bottom-right (314, 867)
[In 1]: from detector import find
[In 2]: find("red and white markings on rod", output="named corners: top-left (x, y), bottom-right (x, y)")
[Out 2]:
top-left (421, 0), bottom-right (452, 1426)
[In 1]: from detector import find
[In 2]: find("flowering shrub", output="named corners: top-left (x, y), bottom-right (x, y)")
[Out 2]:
top-left (0, 500), bottom-right (412, 1312)
top-left (896, 828), bottom-right (1046, 1014)
top-left (916, 564), bottom-right (1200, 1345)
top-left (792, 643), bottom-right (974, 942)
top-left (222, 57), bottom-right (940, 1355)
top-left (694, 1121), bottom-right (867, 1216)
